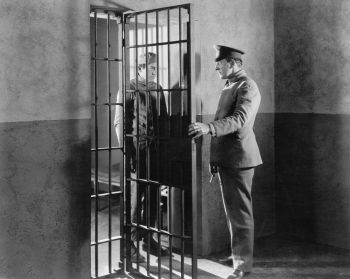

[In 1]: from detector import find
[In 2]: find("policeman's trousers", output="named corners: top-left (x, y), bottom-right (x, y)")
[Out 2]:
top-left (218, 166), bottom-right (255, 272)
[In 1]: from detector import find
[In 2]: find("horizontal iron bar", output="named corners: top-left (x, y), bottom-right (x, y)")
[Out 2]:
top-left (91, 147), bottom-right (122, 152)
top-left (127, 223), bottom-right (192, 240)
top-left (126, 177), bottom-right (161, 186)
top-left (160, 88), bottom-right (188, 92)
top-left (91, 191), bottom-right (122, 198)
top-left (124, 4), bottom-right (190, 17)
top-left (91, 235), bottom-right (122, 246)
top-left (125, 134), bottom-right (190, 141)
top-left (91, 103), bottom-right (123, 106)
top-left (125, 88), bottom-right (188, 93)
top-left (91, 57), bottom-right (122, 62)
top-left (126, 39), bottom-right (187, 49)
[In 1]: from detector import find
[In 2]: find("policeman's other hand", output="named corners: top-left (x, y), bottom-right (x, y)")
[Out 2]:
top-left (188, 122), bottom-right (210, 139)
top-left (209, 164), bottom-right (218, 175)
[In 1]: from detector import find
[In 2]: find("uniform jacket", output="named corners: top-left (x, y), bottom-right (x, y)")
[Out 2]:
top-left (210, 69), bottom-right (262, 168)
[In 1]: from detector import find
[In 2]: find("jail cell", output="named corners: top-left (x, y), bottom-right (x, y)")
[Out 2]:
top-left (91, 4), bottom-right (196, 279)
top-left (123, 5), bottom-right (195, 278)
top-left (90, 8), bottom-right (124, 279)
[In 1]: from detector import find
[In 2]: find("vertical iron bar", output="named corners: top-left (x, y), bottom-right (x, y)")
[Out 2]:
top-left (121, 13), bottom-right (126, 273)
top-left (168, 184), bottom-right (173, 279)
top-left (181, 180), bottom-right (185, 279)
top-left (145, 12), bottom-right (151, 277)
top-left (188, 4), bottom-right (198, 279)
top-left (107, 11), bottom-right (112, 274)
top-left (94, 10), bottom-right (99, 278)
top-left (178, 7), bottom-right (183, 136)
top-left (135, 14), bottom-right (141, 271)
top-left (167, 8), bottom-right (173, 279)
top-left (178, 7), bottom-right (185, 278)
top-left (156, 10), bottom-right (162, 279)
top-left (167, 9), bottom-right (172, 137)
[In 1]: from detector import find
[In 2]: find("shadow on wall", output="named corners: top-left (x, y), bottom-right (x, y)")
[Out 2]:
top-left (63, 131), bottom-right (91, 278)
top-left (275, 0), bottom-right (350, 249)
top-left (63, 2), bottom-right (91, 277)
top-left (252, 113), bottom-right (276, 239)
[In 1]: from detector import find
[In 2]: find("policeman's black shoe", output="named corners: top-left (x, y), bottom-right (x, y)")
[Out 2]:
top-left (142, 239), bottom-right (170, 256)
top-left (130, 242), bottom-right (146, 263)
top-left (227, 269), bottom-right (250, 279)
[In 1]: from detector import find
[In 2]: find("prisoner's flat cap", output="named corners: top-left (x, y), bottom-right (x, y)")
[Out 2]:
top-left (138, 52), bottom-right (157, 65)
top-left (214, 45), bottom-right (244, 61)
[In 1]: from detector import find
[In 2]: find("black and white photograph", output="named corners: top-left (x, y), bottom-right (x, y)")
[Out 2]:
top-left (1, 0), bottom-right (350, 278)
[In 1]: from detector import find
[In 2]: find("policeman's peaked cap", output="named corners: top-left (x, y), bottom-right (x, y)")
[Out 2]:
top-left (214, 45), bottom-right (244, 62)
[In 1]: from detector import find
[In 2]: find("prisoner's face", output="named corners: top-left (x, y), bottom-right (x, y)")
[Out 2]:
top-left (215, 59), bottom-right (232, 79)
top-left (139, 62), bottom-right (157, 82)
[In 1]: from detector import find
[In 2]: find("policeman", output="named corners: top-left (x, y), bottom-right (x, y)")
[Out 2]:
top-left (188, 45), bottom-right (262, 279)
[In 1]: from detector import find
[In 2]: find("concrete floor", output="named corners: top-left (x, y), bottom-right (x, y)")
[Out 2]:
top-left (115, 236), bottom-right (350, 279)
top-left (208, 235), bottom-right (350, 279)
top-left (91, 198), bottom-right (350, 279)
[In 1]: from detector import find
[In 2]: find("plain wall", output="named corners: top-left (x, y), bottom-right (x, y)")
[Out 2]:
top-left (0, 1), bottom-right (91, 278)
top-left (275, 0), bottom-right (350, 249)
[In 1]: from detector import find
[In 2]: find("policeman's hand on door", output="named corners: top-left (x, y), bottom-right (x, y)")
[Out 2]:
top-left (188, 122), bottom-right (210, 139)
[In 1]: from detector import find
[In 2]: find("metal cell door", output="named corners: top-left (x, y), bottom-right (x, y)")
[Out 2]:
top-left (122, 4), bottom-right (196, 279)
top-left (90, 6), bottom-right (125, 279)
top-left (91, 4), bottom-right (196, 279)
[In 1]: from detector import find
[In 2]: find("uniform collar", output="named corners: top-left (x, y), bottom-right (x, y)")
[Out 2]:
top-left (226, 69), bottom-right (247, 86)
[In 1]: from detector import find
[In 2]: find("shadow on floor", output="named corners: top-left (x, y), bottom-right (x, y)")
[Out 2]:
top-left (208, 234), bottom-right (350, 279)
top-left (92, 201), bottom-right (350, 278)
